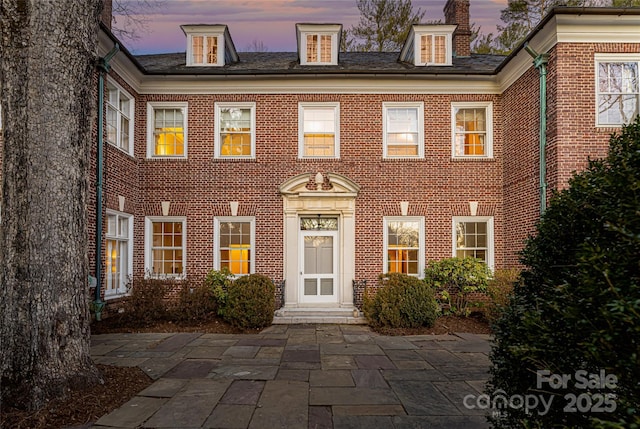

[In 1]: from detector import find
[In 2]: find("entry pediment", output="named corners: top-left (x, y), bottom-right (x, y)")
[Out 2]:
top-left (279, 172), bottom-right (360, 197)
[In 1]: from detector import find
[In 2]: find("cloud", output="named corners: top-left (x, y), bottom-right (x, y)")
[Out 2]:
top-left (116, 0), bottom-right (507, 54)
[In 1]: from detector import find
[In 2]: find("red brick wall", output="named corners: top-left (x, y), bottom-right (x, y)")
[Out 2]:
top-left (502, 41), bottom-right (640, 267)
top-left (125, 92), bottom-right (503, 289)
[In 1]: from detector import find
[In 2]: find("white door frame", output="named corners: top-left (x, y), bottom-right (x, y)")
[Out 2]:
top-left (279, 173), bottom-right (360, 309)
top-left (299, 227), bottom-right (339, 303)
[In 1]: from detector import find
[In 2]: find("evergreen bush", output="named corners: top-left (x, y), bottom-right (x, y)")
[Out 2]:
top-left (488, 117), bottom-right (640, 428)
top-left (363, 273), bottom-right (437, 328)
top-left (220, 274), bottom-right (275, 329)
top-left (424, 257), bottom-right (491, 316)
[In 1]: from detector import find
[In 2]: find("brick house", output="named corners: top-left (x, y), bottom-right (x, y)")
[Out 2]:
top-left (2, 1), bottom-right (639, 321)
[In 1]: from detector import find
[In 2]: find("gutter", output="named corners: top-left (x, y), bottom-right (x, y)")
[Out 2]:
top-left (524, 43), bottom-right (549, 214)
top-left (93, 43), bottom-right (120, 320)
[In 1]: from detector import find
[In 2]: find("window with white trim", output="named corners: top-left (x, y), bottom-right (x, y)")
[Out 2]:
top-left (214, 217), bottom-right (255, 276)
top-left (384, 217), bottom-right (425, 276)
top-left (105, 211), bottom-right (133, 297)
top-left (452, 102), bottom-right (493, 158)
top-left (297, 24), bottom-right (340, 66)
top-left (383, 103), bottom-right (424, 158)
top-left (106, 79), bottom-right (134, 155)
top-left (145, 217), bottom-right (186, 277)
top-left (453, 216), bottom-right (494, 269)
top-left (420, 34), bottom-right (449, 65)
top-left (147, 102), bottom-right (188, 158)
top-left (299, 103), bottom-right (340, 158)
top-left (215, 103), bottom-right (256, 159)
top-left (596, 59), bottom-right (639, 126)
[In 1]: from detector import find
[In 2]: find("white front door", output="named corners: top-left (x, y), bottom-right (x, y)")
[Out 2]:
top-left (300, 218), bottom-right (338, 303)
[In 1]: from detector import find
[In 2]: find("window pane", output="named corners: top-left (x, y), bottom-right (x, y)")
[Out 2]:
top-left (597, 62), bottom-right (639, 125)
top-left (387, 108), bottom-right (418, 133)
top-left (151, 221), bottom-right (185, 276)
top-left (320, 35), bottom-right (332, 62)
top-left (206, 36), bottom-right (217, 64)
top-left (192, 36), bottom-right (203, 63)
top-left (219, 107), bottom-right (252, 157)
top-left (421, 35), bottom-right (432, 63)
top-left (218, 221), bottom-right (252, 275)
top-left (306, 34), bottom-right (318, 62)
top-left (434, 35), bottom-right (446, 64)
top-left (154, 108), bottom-right (185, 156)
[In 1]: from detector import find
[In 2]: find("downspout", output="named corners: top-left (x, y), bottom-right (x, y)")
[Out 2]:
top-left (93, 43), bottom-right (120, 320)
top-left (524, 43), bottom-right (549, 214)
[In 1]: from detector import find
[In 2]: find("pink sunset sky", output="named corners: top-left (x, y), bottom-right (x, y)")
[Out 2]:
top-left (114, 0), bottom-right (508, 54)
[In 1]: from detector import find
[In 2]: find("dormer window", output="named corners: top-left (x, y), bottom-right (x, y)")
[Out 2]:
top-left (296, 24), bottom-right (341, 66)
top-left (420, 34), bottom-right (447, 64)
top-left (181, 24), bottom-right (239, 67)
top-left (191, 35), bottom-right (219, 65)
top-left (400, 25), bottom-right (455, 66)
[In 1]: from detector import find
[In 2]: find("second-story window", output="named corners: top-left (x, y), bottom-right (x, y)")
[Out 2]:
top-left (299, 103), bottom-right (340, 158)
top-left (215, 102), bottom-right (256, 159)
top-left (451, 102), bottom-right (493, 158)
top-left (147, 102), bottom-right (188, 158)
top-left (106, 79), bottom-right (134, 156)
top-left (383, 102), bottom-right (424, 158)
top-left (596, 59), bottom-right (639, 126)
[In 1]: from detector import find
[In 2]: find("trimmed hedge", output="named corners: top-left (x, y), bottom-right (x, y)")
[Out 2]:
top-left (219, 274), bottom-right (275, 329)
top-left (363, 273), bottom-right (437, 328)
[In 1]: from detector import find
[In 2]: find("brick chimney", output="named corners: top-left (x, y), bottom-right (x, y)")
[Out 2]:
top-left (101, 0), bottom-right (113, 29)
top-left (444, 0), bottom-right (471, 57)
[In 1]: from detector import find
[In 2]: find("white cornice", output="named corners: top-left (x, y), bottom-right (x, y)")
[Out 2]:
top-left (497, 13), bottom-right (640, 92)
top-left (98, 32), bottom-right (144, 94)
top-left (137, 75), bottom-right (500, 95)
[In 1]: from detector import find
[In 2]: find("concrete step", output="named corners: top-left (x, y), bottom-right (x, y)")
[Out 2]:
top-left (273, 307), bottom-right (367, 324)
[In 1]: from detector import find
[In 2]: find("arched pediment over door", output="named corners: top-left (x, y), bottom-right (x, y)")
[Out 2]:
top-left (279, 172), bottom-right (360, 309)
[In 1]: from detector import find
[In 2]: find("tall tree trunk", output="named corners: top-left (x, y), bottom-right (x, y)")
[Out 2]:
top-left (0, 0), bottom-right (104, 410)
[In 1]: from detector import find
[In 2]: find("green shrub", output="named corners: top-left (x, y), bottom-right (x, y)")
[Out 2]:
top-left (484, 268), bottom-right (520, 323)
top-left (488, 117), bottom-right (640, 428)
top-left (220, 274), bottom-right (275, 329)
top-left (424, 257), bottom-right (491, 316)
top-left (170, 279), bottom-right (219, 323)
top-left (119, 276), bottom-right (172, 326)
top-left (204, 267), bottom-right (233, 308)
top-left (363, 273), bottom-right (437, 329)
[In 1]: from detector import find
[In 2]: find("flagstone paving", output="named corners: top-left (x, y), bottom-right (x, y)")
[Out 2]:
top-left (91, 325), bottom-right (491, 428)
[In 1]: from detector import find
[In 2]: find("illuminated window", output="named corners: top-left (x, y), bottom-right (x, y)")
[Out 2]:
top-left (106, 78), bottom-right (134, 155)
top-left (105, 211), bottom-right (132, 297)
top-left (145, 217), bottom-right (186, 277)
top-left (147, 102), bottom-right (188, 158)
top-left (215, 102), bottom-right (255, 159)
top-left (596, 59), bottom-right (640, 126)
top-left (383, 102), bottom-right (424, 158)
top-left (305, 34), bottom-right (333, 63)
top-left (297, 23), bottom-right (340, 66)
top-left (453, 216), bottom-right (494, 269)
top-left (299, 103), bottom-right (339, 158)
top-left (384, 217), bottom-right (425, 276)
top-left (214, 217), bottom-right (255, 276)
top-left (190, 35), bottom-right (219, 66)
top-left (420, 34), bottom-right (448, 64)
top-left (452, 102), bottom-right (493, 158)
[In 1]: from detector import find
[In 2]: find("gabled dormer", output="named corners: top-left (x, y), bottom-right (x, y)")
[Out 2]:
top-left (181, 24), bottom-right (239, 67)
top-left (400, 24), bottom-right (456, 66)
top-left (296, 24), bottom-right (342, 66)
